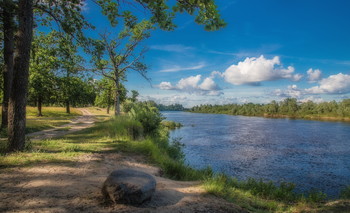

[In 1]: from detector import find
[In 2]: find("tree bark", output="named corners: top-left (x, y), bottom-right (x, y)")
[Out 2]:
top-left (65, 71), bottom-right (70, 114)
top-left (114, 77), bottom-right (120, 116)
top-left (8, 0), bottom-right (34, 152)
top-left (106, 87), bottom-right (111, 114)
top-left (2, 0), bottom-right (15, 129)
top-left (66, 100), bottom-right (70, 114)
top-left (37, 96), bottom-right (43, 117)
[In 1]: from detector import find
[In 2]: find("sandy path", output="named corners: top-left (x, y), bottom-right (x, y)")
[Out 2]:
top-left (0, 152), bottom-right (245, 213)
top-left (27, 108), bottom-right (96, 140)
top-left (1, 109), bottom-right (246, 212)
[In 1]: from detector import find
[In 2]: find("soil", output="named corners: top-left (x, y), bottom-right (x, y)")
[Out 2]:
top-left (0, 109), bottom-right (246, 213)
top-left (26, 108), bottom-right (96, 140)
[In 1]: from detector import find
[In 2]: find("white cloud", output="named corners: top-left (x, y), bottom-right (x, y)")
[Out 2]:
top-left (222, 55), bottom-right (302, 85)
top-left (158, 82), bottom-right (174, 90)
top-left (273, 84), bottom-right (304, 98)
top-left (176, 75), bottom-right (201, 90)
top-left (157, 75), bottom-right (222, 96)
top-left (307, 68), bottom-right (322, 83)
top-left (159, 62), bottom-right (205, 73)
top-left (299, 96), bottom-right (324, 103)
top-left (305, 73), bottom-right (350, 94)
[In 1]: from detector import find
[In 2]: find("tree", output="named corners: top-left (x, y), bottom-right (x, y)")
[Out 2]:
top-left (95, 77), bottom-right (127, 114)
top-left (130, 90), bottom-right (139, 103)
top-left (3, 0), bottom-right (89, 151)
top-left (1, 0), bottom-right (15, 128)
top-left (29, 32), bottom-right (60, 116)
top-left (56, 33), bottom-right (85, 114)
top-left (2, 0), bottom-right (225, 151)
top-left (93, 18), bottom-right (152, 115)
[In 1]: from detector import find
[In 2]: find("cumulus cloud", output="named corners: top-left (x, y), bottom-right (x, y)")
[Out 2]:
top-left (299, 96), bottom-right (324, 103)
top-left (307, 68), bottom-right (322, 83)
top-left (158, 82), bottom-right (174, 90)
top-left (157, 75), bottom-right (222, 96)
top-left (273, 85), bottom-right (304, 98)
top-left (222, 55), bottom-right (302, 85)
top-left (305, 73), bottom-right (350, 94)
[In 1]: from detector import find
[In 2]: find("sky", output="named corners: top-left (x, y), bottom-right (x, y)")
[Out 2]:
top-left (82, 0), bottom-right (350, 107)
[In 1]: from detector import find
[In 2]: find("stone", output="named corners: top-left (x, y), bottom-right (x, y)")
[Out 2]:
top-left (102, 169), bottom-right (156, 205)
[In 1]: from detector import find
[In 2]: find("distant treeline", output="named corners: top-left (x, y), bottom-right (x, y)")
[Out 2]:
top-left (156, 103), bottom-right (185, 111)
top-left (188, 98), bottom-right (350, 120)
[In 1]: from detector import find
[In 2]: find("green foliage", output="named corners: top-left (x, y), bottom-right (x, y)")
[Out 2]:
top-left (121, 99), bottom-right (134, 113)
top-left (93, 116), bottom-right (143, 140)
top-left (95, 0), bottom-right (225, 31)
top-left (189, 98), bottom-right (350, 120)
top-left (128, 102), bottom-right (164, 135)
top-left (156, 103), bottom-right (185, 111)
top-left (130, 90), bottom-right (139, 102)
top-left (340, 185), bottom-right (350, 199)
top-left (161, 120), bottom-right (183, 130)
top-left (28, 31), bottom-right (96, 110)
top-left (203, 174), bottom-right (328, 212)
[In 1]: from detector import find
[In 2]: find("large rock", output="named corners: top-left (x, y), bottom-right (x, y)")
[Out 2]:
top-left (102, 169), bottom-right (156, 205)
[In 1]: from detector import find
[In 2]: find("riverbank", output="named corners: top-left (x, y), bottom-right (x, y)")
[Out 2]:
top-left (187, 110), bottom-right (350, 123)
top-left (187, 99), bottom-right (350, 123)
top-left (1, 107), bottom-right (349, 212)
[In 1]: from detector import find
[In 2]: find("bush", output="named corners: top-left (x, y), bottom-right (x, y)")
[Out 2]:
top-left (161, 120), bottom-right (183, 130)
top-left (340, 185), bottom-right (350, 199)
top-left (94, 116), bottom-right (143, 140)
top-left (128, 102), bottom-right (164, 135)
top-left (122, 100), bottom-right (134, 113)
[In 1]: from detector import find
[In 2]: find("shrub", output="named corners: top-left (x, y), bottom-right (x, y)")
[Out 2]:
top-left (94, 116), bottom-right (143, 140)
top-left (122, 100), bottom-right (134, 113)
top-left (128, 102), bottom-right (164, 135)
top-left (161, 120), bottom-right (183, 130)
top-left (340, 186), bottom-right (350, 199)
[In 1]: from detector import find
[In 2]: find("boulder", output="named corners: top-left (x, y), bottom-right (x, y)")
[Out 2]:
top-left (102, 169), bottom-right (156, 205)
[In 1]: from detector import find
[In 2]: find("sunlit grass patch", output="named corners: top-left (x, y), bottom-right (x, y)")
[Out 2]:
top-left (161, 120), bottom-right (183, 130)
top-left (26, 106), bottom-right (81, 118)
top-left (26, 118), bottom-right (73, 134)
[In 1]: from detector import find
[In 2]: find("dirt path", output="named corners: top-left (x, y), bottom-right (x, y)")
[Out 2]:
top-left (27, 108), bottom-right (96, 140)
top-left (0, 152), bottom-right (245, 213)
top-left (1, 109), bottom-right (246, 212)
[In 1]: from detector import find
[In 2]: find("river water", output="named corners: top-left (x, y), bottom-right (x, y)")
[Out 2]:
top-left (162, 111), bottom-right (350, 198)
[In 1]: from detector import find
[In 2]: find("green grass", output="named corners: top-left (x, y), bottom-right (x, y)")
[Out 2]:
top-left (0, 107), bottom-right (82, 137)
top-left (26, 106), bottom-right (82, 118)
top-left (161, 120), bottom-right (183, 130)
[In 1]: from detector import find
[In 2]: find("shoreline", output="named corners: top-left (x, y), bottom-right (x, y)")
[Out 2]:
top-left (185, 111), bottom-right (350, 123)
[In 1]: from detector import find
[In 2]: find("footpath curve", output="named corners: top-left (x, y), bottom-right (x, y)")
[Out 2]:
top-left (27, 108), bottom-right (96, 140)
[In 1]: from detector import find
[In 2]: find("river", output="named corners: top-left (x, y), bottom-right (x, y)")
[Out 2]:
top-left (162, 111), bottom-right (350, 198)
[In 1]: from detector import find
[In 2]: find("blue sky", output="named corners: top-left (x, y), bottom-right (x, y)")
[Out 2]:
top-left (83, 0), bottom-right (350, 107)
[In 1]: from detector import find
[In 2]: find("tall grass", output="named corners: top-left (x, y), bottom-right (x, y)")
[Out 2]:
top-left (105, 116), bottom-right (211, 180)
top-left (92, 116), bottom-right (143, 140)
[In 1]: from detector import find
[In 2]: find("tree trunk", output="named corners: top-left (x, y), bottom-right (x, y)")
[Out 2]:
top-left (107, 104), bottom-right (110, 114)
top-left (8, 0), bottom-right (34, 152)
top-left (114, 77), bottom-right (120, 116)
top-left (107, 87), bottom-right (111, 114)
top-left (66, 100), bottom-right (70, 114)
top-left (1, 0), bottom-right (15, 129)
top-left (37, 96), bottom-right (43, 117)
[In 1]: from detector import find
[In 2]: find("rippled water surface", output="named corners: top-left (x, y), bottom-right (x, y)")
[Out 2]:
top-left (163, 111), bottom-right (350, 197)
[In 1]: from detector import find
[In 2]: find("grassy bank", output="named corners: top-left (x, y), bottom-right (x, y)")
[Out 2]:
top-left (0, 108), bottom-right (349, 212)
top-left (26, 107), bottom-right (82, 134)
